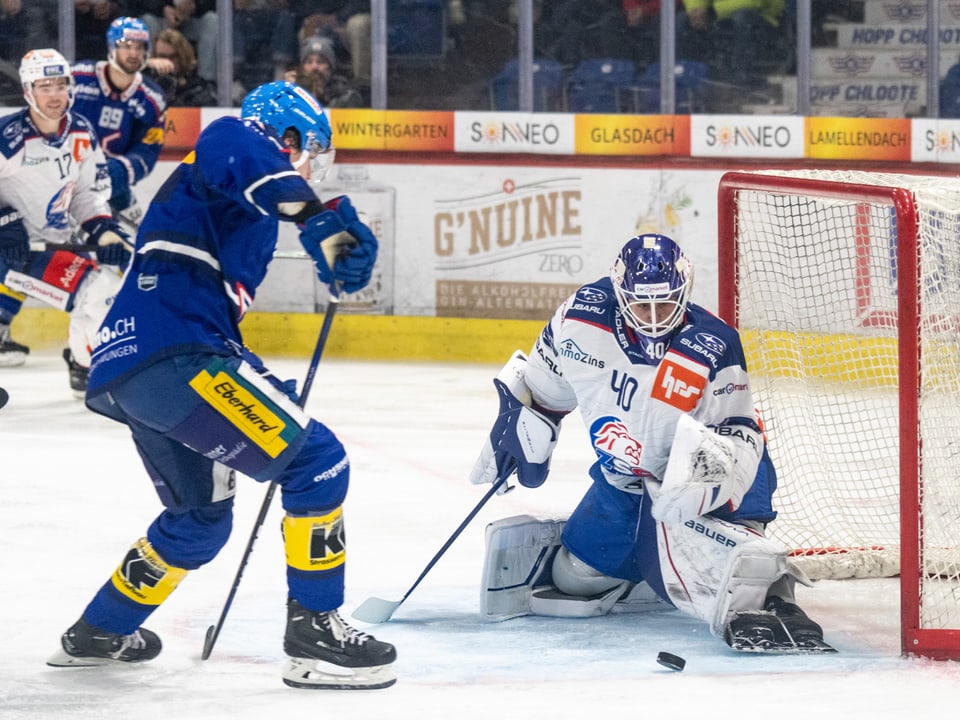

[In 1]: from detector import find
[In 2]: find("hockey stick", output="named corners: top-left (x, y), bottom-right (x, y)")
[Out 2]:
top-left (201, 287), bottom-right (341, 661)
top-left (42, 241), bottom-right (312, 261)
top-left (351, 473), bottom-right (511, 624)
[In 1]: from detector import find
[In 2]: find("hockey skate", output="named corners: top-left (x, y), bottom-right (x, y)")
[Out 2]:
top-left (724, 596), bottom-right (836, 654)
top-left (0, 323), bottom-right (28, 367)
top-left (46, 617), bottom-right (162, 667)
top-left (282, 598), bottom-right (397, 690)
top-left (62, 348), bottom-right (89, 397)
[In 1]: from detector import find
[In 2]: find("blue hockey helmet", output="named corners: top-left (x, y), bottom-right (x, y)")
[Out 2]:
top-left (107, 17), bottom-right (151, 71)
top-left (611, 234), bottom-right (693, 339)
top-left (241, 81), bottom-right (334, 181)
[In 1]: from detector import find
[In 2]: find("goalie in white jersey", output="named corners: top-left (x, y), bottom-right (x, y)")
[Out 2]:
top-left (0, 49), bottom-right (132, 392)
top-left (471, 233), bottom-right (834, 653)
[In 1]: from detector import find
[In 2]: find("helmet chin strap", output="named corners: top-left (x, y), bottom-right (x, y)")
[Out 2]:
top-left (108, 51), bottom-right (146, 76)
top-left (25, 91), bottom-right (68, 125)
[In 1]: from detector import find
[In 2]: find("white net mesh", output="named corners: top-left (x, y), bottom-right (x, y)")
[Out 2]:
top-left (724, 169), bottom-right (960, 641)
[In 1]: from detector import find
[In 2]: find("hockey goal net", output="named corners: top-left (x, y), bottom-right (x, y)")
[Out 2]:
top-left (718, 169), bottom-right (960, 660)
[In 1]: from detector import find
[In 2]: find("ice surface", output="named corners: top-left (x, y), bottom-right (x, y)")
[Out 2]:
top-left (2, 354), bottom-right (958, 719)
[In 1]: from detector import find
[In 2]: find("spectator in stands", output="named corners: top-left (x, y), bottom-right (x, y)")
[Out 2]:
top-left (135, 0), bottom-right (218, 88)
top-left (676, 0), bottom-right (784, 90)
top-left (145, 26), bottom-right (217, 106)
top-left (75, 0), bottom-right (126, 60)
top-left (233, 0), bottom-right (298, 93)
top-left (533, 0), bottom-right (626, 66)
top-left (614, 1), bottom-right (681, 69)
top-left (940, 56), bottom-right (960, 119)
top-left (290, 1), bottom-right (370, 87)
top-left (0, 1), bottom-right (56, 62)
top-left (285, 34), bottom-right (364, 108)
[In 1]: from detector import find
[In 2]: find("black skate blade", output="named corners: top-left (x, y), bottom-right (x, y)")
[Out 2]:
top-left (46, 648), bottom-right (126, 668)
top-left (282, 657), bottom-right (396, 690)
top-left (727, 635), bottom-right (838, 654)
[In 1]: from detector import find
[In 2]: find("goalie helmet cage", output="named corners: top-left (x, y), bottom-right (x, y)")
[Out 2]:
top-left (717, 169), bottom-right (960, 660)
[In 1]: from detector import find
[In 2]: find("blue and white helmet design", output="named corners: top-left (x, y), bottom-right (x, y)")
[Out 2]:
top-left (610, 234), bottom-right (693, 339)
top-left (107, 17), bottom-right (151, 71)
top-left (241, 81), bottom-right (334, 181)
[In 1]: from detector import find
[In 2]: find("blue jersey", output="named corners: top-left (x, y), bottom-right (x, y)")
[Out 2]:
top-left (86, 117), bottom-right (319, 392)
top-left (72, 61), bottom-right (166, 189)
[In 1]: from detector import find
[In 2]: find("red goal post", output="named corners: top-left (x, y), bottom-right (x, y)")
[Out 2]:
top-left (717, 169), bottom-right (960, 660)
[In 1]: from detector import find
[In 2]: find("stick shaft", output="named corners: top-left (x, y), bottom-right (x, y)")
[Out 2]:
top-left (201, 295), bottom-right (340, 660)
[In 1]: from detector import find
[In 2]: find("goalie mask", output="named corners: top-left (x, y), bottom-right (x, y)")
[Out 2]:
top-left (107, 17), bottom-right (151, 73)
top-left (241, 81), bottom-right (335, 182)
top-left (611, 234), bottom-right (693, 339)
top-left (20, 48), bottom-right (75, 122)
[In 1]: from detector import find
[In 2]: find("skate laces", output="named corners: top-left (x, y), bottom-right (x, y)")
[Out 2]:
top-left (322, 611), bottom-right (370, 646)
top-left (111, 630), bottom-right (148, 658)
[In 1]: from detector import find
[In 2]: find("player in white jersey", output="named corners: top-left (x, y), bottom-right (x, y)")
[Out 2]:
top-left (471, 233), bottom-right (834, 653)
top-left (0, 49), bottom-right (132, 393)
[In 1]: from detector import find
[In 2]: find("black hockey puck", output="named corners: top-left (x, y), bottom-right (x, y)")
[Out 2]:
top-left (0, 387), bottom-right (8, 410)
top-left (656, 651), bottom-right (686, 671)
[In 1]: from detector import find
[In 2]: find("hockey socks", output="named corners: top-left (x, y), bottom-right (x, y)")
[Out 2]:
top-left (84, 537), bottom-right (189, 637)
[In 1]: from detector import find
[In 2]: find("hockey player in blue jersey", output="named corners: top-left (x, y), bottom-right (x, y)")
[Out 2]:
top-left (73, 16), bottom-right (167, 226)
top-left (47, 81), bottom-right (396, 689)
top-left (471, 234), bottom-right (834, 653)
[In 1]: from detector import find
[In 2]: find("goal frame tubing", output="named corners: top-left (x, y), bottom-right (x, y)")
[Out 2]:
top-left (717, 171), bottom-right (960, 659)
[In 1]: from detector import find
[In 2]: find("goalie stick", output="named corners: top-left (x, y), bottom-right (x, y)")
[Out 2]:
top-left (201, 284), bottom-right (342, 661)
top-left (351, 473), bottom-right (510, 624)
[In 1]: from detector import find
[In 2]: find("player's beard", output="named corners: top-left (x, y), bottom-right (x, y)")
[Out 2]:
top-left (121, 57), bottom-right (142, 74)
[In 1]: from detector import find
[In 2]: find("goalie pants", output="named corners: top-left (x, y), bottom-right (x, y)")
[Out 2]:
top-left (82, 349), bottom-right (350, 635)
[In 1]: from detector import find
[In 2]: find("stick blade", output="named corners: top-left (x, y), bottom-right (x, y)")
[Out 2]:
top-left (200, 624), bottom-right (217, 660)
top-left (351, 596), bottom-right (402, 624)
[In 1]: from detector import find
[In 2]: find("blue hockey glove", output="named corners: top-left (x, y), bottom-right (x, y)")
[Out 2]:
top-left (83, 218), bottom-right (133, 267)
top-left (106, 157), bottom-right (131, 204)
top-left (470, 377), bottom-right (561, 490)
top-left (298, 196), bottom-right (378, 294)
top-left (0, 206), bottom-right (29, 276)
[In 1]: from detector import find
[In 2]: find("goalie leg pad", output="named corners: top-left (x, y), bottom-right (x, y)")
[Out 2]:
top-left (655, 515), bottom-right (788, 636)
top-left (481, 515), bottom-right (565, 620)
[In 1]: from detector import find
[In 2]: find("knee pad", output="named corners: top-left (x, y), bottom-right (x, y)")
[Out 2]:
top-left (551, 546), bottom-right (624, 597)
top-left (147, 503), bottom-right (234, 569)
top-left (276, 421), bottom-right (349, 514)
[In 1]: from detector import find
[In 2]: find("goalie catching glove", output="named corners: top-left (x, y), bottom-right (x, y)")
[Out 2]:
top-left (650, 413), bottom-right (761, 525)
top-left (299, 195), bottom-right (377, 294)
top-left (470, 350), bottom-right (564, 492)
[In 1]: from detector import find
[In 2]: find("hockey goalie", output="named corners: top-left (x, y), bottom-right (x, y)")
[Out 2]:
top-left (470, 233), bottom-right (834, 654)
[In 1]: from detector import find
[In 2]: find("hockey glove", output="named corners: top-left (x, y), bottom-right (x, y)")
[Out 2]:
top-left (651, 414), bottom-right (742, 525)
top-left (0, 206), bottom-right (29, 277)
top-left (470, 351), bottom-right (563, 491)
top-left (83, 218), bottom-right (133, 268)
top-left (106, 157), bottom-right (132, 204)
top-left (298, 196), bottom-right (378, 294)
